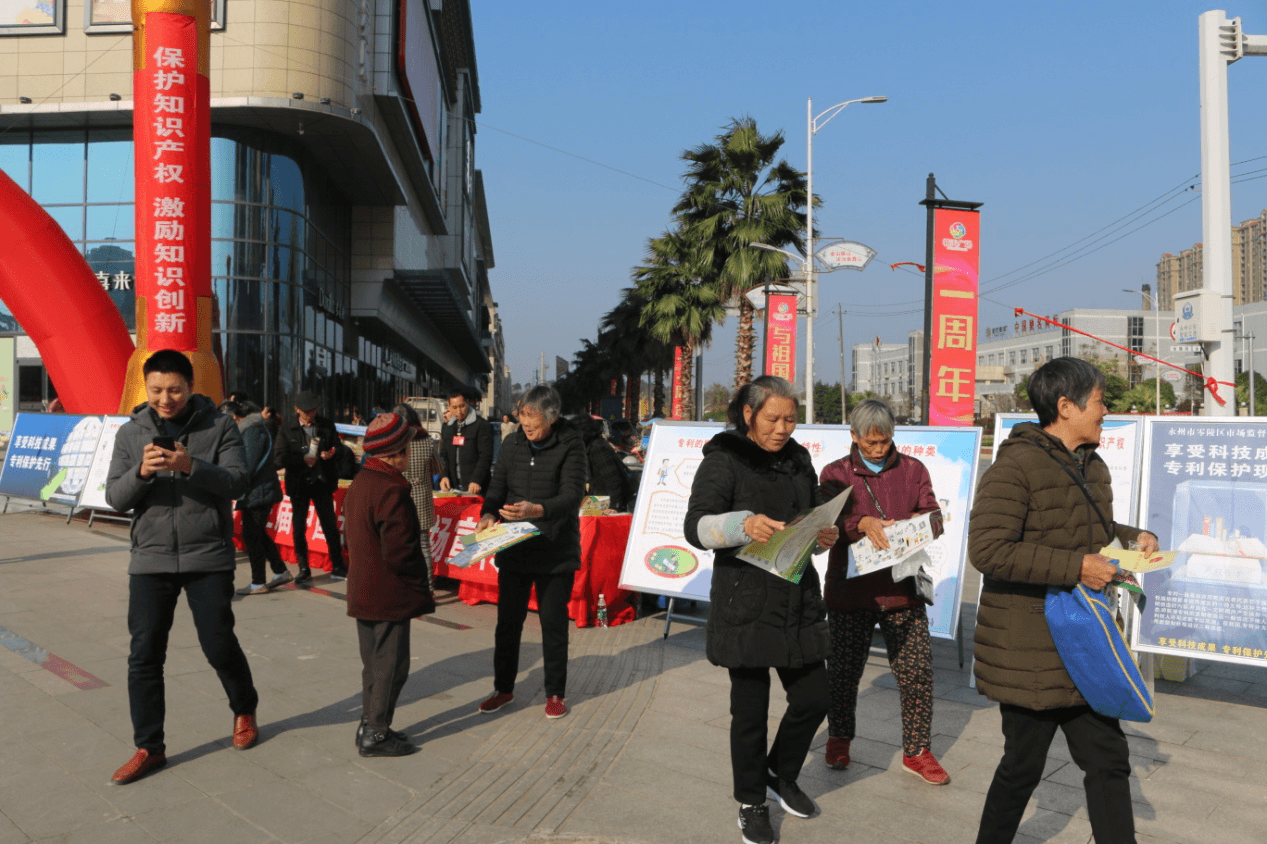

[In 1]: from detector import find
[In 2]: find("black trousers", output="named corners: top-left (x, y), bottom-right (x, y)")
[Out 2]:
top-left (356, 619), bottom-right (411, 731)
top-left (290, 490), bottom-right (345, 570)
top-left (493, 569), bottom-right (575, 698)
top-left (728, 662), bottom-right (829, 805)
top-left (977, 703), bottom-right (1135, 844)
top-left (240, 505), bottom-right (287, 585)
top-left (128, 570), bottom-right (258, 753)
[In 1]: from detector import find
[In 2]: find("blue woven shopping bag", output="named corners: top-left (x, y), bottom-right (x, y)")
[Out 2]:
top-left (1045, 584), bottom-right (1154, 722)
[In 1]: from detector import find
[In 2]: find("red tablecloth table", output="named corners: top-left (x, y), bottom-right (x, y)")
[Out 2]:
top-left (234, 489), bottom-right (635, 627)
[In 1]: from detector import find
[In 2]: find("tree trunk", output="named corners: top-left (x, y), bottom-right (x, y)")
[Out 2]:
top-left (679, 341), bottom-right (695, 420)
top-left (653, 367), bottom-right (665, 417)
top-left (734, 297), bottom-right (756, 389)
top-left (626, 372), bottom-right (640, 419)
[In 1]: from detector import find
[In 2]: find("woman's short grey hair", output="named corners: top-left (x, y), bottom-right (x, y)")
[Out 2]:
top-left (727, 375), bottom-right (799, 434)
top-left (518, 385), bottom-right (562, 425)
top-left (850, 398), bottom-right (895, 438)
top-left (1028, 357), bottom-right (1107, 427)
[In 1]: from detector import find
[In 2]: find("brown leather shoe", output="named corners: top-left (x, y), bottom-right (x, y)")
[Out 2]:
top-left (233, 713), bottom-right (258, 749)
top-left (112, 748), bottom-right (167, 784)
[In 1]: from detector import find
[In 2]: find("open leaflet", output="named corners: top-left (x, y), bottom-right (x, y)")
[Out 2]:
top-left (735, 489), bottom-right (851, 583)
top-left (447, 521), bottom-right (540, 569)
top-left (847, 511), bottom-right (938, 578)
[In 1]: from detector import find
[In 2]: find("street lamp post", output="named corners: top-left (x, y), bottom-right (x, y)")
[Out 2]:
top-left (1123, 287), bottom-right (1162, 414)
top-left (803, 95), bottom-right (886, 423)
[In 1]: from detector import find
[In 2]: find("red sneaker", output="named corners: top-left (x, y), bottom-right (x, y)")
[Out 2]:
top-left (544, 696), bottom-right (568, 719)
top-left (111, 748), bottom-right (167, 784)
top-left (902, 749), bottom-right (950, 785)
top-left (825, 736), bottom-right (851, 770)
top-left (233, 713), bottom-right (259, 750)
top-left (478, 691), bottom-right (514, 713)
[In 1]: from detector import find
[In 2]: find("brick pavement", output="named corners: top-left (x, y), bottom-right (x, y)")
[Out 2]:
top-left (0, 507), bottom-right (1265, 844)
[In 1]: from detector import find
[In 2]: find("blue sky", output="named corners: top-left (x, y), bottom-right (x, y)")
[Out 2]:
top-left (471, 1), bottom-right (1267, 392)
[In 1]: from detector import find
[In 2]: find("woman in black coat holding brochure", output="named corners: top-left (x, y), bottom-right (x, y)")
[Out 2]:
top-left (683, 376), bottom-right (839, 844)
top-left (476, 385), bottom-right (587, 720)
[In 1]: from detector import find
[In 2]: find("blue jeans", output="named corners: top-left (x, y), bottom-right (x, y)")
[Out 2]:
top-left (128, 570), bottom-right (258, 753)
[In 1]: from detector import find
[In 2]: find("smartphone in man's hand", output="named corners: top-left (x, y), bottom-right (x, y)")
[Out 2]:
top-left (152, 436), bottom-right (176, 451)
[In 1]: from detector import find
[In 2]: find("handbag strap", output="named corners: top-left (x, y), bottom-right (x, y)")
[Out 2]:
top-left (858, 474), bottom-right (888, 521)
top-left (1030, 441), bottom-right (1114, 538)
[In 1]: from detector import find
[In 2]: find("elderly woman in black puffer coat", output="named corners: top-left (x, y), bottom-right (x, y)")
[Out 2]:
top-left (684, 376), bottom-right (839, 844)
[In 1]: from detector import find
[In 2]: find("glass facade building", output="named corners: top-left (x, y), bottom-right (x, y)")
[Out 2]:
top-left (1, 126), bottom-right (449, 418)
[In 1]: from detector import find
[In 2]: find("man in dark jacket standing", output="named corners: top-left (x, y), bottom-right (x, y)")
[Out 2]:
top-left (969, 357), bottom-right (1157, 844)
top-left (106, 349), bottom-right (258, 785)
top-left (476, 386), bottom-right (587, 719)
top-left (344, 412), bottom-right (435, 757)
top-left (224, 401), bottom-right (291, 595)
top-left (439, 389), bottom-right (494, 494)
top-left (275, 390), bottom-right (346, 582)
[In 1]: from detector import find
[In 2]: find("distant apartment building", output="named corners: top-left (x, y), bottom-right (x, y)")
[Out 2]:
top-left (850, 332), bottom-right (923, 420)
top-left (1156, 209), bottom-right (1267, 310)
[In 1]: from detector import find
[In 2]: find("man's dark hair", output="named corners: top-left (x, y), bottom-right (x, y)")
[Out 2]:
top-left (143, 349), bottom-right (194, 383)
top-left (448, 388), bottom-right (480, 403)
top-left (1028, 357), bottom-right (1107, 427)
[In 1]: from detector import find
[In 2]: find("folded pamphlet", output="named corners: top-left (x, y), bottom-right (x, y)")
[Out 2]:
top-left (735, 489), bottom-right (851, 583)
top-left (447, 521), bottom-right (540, 569)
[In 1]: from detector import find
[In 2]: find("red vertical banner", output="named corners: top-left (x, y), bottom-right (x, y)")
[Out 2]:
top-left (671, 346), bottom-right (683, 420)
top-left (120, 0), bottom-right (221, 411)
top-left (929, 208), bottom-right (980, 425)
top-left (763, 294), bottom-right (798, 383)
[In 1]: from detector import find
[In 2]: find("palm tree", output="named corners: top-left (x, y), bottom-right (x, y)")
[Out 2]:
top-left (633, 227), bottom-right (723, 420)
top-left (600, 287), bottom-right (672, 419)
top-left (673, 117), bottom-right (811, 389)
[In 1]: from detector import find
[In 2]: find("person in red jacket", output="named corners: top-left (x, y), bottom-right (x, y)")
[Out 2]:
top-left (343, 412), bottom-right (436, 758)
top-left (817, 398), bottom-right (948, 785)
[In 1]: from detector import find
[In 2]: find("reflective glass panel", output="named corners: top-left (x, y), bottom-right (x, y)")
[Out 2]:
top-left (86, 131), bottom-right (133, 202)
top-left (0, 133), bottom-right (29, 191)
top-left (44, 205), bottom-right (83, 242)
top-left (86, 204), bottom-right (134, 241)
top-left (31, 132), bottom-right (85, 204)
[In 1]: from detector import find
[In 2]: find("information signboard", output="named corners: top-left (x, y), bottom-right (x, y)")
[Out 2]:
top-left (619, 420), bottom-right (981, 639)
top-left (0, 414), bottom-right (104, 505)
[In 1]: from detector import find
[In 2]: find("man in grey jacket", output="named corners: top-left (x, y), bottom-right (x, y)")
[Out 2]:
top-left (105, 350), bottom-right (258, 785)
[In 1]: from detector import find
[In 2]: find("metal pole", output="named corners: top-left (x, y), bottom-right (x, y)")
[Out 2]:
top-left (1250, 331), bottom-right (1256, 414)
top-left (1198, 10), bottom-right (1237, 416)
top-left (921, 174), bottom-right (936, 423)
top-left (837, 305), bottom-right (847, 423)
top-left (805, 97), bottom-right (815, 424)
top-left (1154, 292), bottom-right (1161, 414)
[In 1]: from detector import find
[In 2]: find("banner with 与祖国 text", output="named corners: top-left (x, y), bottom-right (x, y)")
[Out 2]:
top-left (763, 293), bottom-right (797, 382)
top-left (929, 208), bottom-right (980, 425)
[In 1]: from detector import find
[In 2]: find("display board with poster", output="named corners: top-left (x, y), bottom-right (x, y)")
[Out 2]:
top-left (1134, 417), bottom-right (1267, 668)
top-left (992, 414), bottom-right (1143, 526)
top-left (618, 420), bottom-right (982, 640)
top-left (0, 414), bottom-right (105, 506)
top-left (77, 416), bottom-right (130, 511)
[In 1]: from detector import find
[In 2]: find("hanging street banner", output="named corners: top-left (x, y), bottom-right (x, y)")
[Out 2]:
top-left (815, 240), bottom-right (877, 271)
top-left (619, 420), bottom-right (982, 640)
top-left (1134, 417), bottom-right (1267, 667)
top-left (763, 292), bottom-right (798, 382)
top-left (671, 346), bottom-right (683, 419)
top-left (928, 208), bottom-right (980, 426)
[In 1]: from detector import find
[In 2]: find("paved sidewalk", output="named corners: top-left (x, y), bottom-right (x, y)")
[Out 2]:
top-left (1, 508), bottom-right (1265, 844)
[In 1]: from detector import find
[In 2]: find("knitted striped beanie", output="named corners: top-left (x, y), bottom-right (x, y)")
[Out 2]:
top-left (363, 412), bottom-right (415, 455)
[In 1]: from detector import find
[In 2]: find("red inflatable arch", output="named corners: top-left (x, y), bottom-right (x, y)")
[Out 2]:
top-left (0, 170), bottom-right (135, 414)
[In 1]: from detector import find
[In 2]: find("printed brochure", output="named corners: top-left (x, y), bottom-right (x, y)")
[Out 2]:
top-left (735, 489), bottom-right (851, 583)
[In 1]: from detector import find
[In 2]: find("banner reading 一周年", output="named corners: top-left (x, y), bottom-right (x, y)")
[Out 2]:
top-left (929, 208), bottom-right (980, 426)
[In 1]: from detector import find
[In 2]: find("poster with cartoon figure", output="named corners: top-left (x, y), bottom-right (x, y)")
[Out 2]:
top-left (619, 420), bottom-right (981, 639)
top-left (0, 414), bottom-right (106, 505)
top-left (78, 416), bottom-right (129, 510)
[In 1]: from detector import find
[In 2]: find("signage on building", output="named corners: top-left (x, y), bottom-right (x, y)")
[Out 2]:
top-left (929, 209), bottom-right (980, 426)
top-left (815, 240), bottom-right (876, 271)
top-left (1173, 289), bottom-right (1223, 344)
top-left (315, 287), bottom-right (347, 320)
top-left (763, 293), bottom-right (798, 383)
top-left (380, 349), bottom-right (417, 380)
